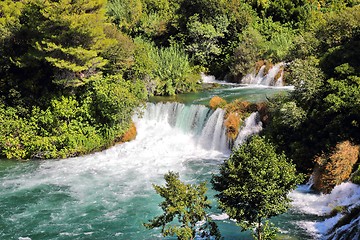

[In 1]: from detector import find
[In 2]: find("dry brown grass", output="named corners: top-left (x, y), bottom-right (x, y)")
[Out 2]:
top-left (121, 122), bottom-right (137, 142)
top-left (313, 141), bottom-right (359, 193)
top-left (209, 96), bottom-right (227, 109)
top-left (224, 112), bottom-right (241, 140)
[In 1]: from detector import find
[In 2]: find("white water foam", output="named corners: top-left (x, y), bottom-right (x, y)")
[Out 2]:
top-left (289, 182), bottom-right (360, 239)
top-left (201, 73), bottom-right (237, 85)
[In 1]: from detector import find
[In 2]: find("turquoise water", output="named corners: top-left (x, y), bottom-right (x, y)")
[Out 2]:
top-left (0, 158), bottom-right (314, 240)
top-left (149, 84), bottom-right (292, 105)
top-left (0, 87), bottom-right (319, 240)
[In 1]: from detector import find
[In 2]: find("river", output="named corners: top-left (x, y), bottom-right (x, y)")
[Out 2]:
top-left (0, 84), bottom-right (353, 239)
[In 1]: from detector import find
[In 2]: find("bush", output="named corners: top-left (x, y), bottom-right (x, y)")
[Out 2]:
top-left (313, 141), bottom-right (359, 193)
top-left (132, 38), bottom-right (200, 96)
top-left (224, 112), bottom-right (241, 140)
top-left (329, 205), bottom-right (347, 217)
top-left (351, 165), bottom-right (360, 185)
top-left (120, 122), bottom-right (137, 142)
top-left (0, 75), bottom-right (146, 160)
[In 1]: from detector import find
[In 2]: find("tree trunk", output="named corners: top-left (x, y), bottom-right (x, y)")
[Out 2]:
top-left (257, 218), bottom-right (262, 240)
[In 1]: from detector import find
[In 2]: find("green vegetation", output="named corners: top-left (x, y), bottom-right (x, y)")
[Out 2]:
top-left (264, 4), bottom-right (360, 175)
top-left (0, 0), bottom-right (147, 159)
top-left (144, 171), bottom-right (221, 240)
top-left (212, 136), bottom-right (303, 240)
top-left (2, 0), bottom-right (359, 161)
top-left (1, 0), bottom-right (359, 238)
top-left (0, 75), bottom-right (145, 159)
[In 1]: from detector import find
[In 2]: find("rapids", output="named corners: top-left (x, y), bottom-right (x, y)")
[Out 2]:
top-left (1, 99), bottom-right (357, 239)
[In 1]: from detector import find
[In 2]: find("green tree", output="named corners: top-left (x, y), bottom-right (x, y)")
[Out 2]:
top-left (0, 0), bottom-right (121, 107)
top-left (107, 0), bottom-right (143, 33)
top-left (229, 28), bottom-right (266, 82)
top-left (185, 14), bottom-right (228, 66)
top-left (144, 171), bottom-right (220, 240)
top-left (212, 136), bottom-right (303, 240)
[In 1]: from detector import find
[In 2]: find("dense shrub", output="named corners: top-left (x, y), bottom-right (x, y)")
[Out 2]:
top-left (0, 75), bottom-right (146, 160)
top-left (132, 38), bottom-right (200, 96)
top-left (224, 112), bottom-right (241, 140)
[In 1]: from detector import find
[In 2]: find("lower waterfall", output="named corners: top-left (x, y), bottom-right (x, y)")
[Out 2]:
top-left (0, 102), bottom-right (328, 239)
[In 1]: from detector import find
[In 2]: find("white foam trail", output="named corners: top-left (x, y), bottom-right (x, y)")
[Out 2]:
top-left (210, 213), bottom-right (229, 221)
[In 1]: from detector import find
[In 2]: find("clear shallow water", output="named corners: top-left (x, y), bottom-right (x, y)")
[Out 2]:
top-left (0, 98), bottom-right (325, 240)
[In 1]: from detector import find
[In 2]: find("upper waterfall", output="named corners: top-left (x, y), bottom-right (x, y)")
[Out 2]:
top-left (241, 62), bottom-right (284, 86)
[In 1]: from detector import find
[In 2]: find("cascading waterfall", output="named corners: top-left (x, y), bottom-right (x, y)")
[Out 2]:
top-left (199, 108), bottom-right (228, 152)
top-left (234, 112), bottom-right (263, 147)
top-left (140, 102), bottom-right (229, 152)
top-left (289, 182), bottom-right (360, 239)
top-left (142, 103), bottom-right (264, 153)
top-left (200, 72), bottom-right (235, 85)
top-left (4, 100), bottom-right (346, 240)
top-left (241, 62), bottom-right (284, 86)
top-left (201, 72), bottom-right (219, 84)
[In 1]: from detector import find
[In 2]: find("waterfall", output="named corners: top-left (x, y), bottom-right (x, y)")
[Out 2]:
top-left (199, 108), bottom-right (228, 152)
top-left (289, 182), bottom-right (360, 239)
top-left (141, 103), bottom-right (265, 152)
top-left (201, 72), bottom-right (219, 84)
top-left (233, 112), bottom-right (263, 147)
top-left (241, 62), bottom-right (284, 86)
top-left (140, 102), bottom-right (229, 152)
top-left (306, 175), bottom-right (315, 191)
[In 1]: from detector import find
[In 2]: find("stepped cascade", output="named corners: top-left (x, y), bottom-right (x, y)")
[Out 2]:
top-left (140, 102), bottom-right (229, 152)
top-left (241, 62), bottom-right (285, 86)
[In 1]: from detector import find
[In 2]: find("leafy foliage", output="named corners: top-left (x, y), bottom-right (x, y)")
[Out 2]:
top-left (144, 171), bottom-right (220, 240)
top-left (0, 75), bottom-right (146, 159)
top-left (132, 38), bottom-right (199, 96)
top-left (212, 136), bottom-right (303, 239)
